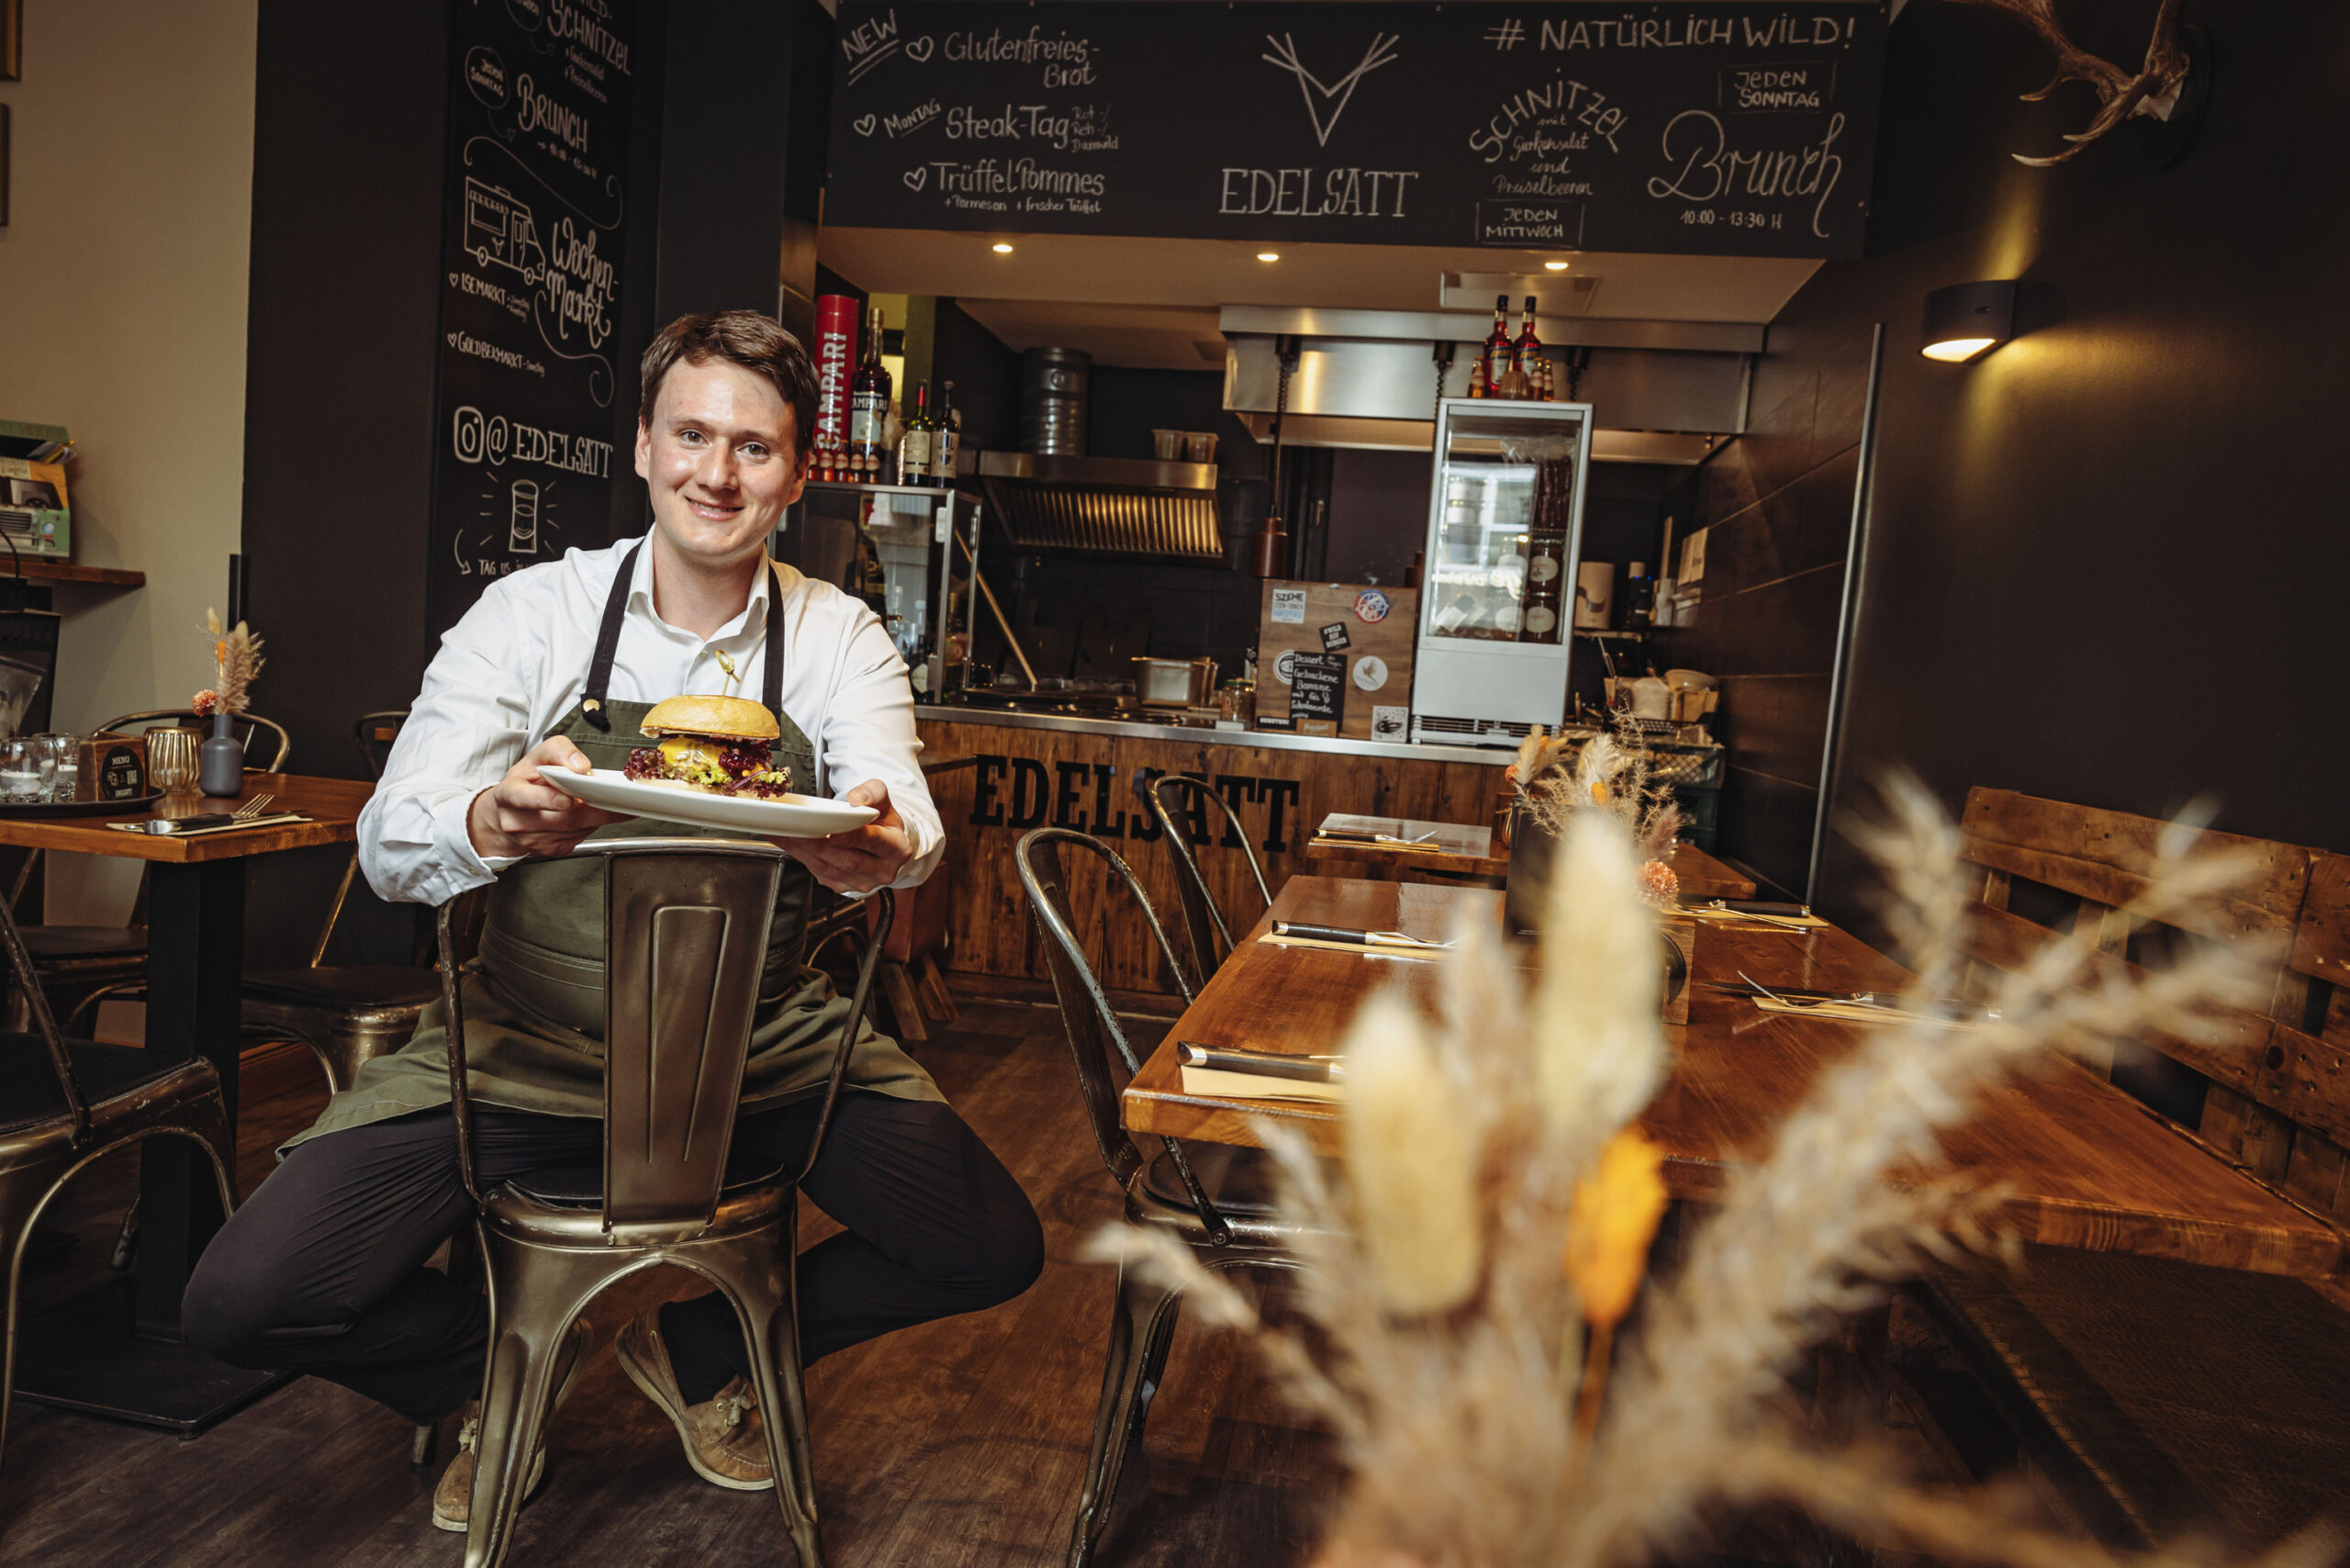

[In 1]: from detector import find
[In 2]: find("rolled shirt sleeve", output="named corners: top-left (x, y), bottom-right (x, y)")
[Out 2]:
top-left (811, 599), bottom-right (946, 891)
top-left (358, 578), bottom-right (543, 908)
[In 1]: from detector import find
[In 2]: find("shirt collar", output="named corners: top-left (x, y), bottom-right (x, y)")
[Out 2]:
top-left (625, 536), bottom-right (778, 644)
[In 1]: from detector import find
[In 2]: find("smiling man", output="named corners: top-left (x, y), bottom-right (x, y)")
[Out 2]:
top-left (184, 311), bottom-right (1042, 1529)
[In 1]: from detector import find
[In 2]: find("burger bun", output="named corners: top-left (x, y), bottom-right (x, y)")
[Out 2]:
top-left (641, 694), bottom-right (779, 742)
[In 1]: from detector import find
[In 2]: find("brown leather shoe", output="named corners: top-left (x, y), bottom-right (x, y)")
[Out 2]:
top-left (614, 1307), bottom-right (775, 1491)
top-left (431, 1316), bottom-right (595, 1533)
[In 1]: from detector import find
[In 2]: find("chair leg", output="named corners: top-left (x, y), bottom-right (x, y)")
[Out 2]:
top-left (1068, 1261), bottom-right (1185, 1568)
top-left (914, 954), bottom-right (958, 1025)
top-left (109, 1195), bottom-right (140, 1270)
top-left (879, 962), bottom-right (928, 1044)
top-left (0, 1179), bottom-right (50, 1485)
top-left (464, 1237), bottom-right (612, 1568)
top-left (703, 1210), bottom-right (823, 1568)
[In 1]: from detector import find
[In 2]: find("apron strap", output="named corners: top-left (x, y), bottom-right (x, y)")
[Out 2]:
top-left (579, 543), bottom-right (643, 732)
top-left (763, 562), bottom-right (786, 721)
top-left (580, 545), bottom-right (785, 733)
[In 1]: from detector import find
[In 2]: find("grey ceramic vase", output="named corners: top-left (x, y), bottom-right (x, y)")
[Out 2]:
top-left (199, 711), bottom-right (243, 798)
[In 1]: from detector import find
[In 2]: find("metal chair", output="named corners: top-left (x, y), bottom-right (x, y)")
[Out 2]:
top-left (0, 862), bottom-right (238, 1483)
top-left (236, 711), bottom-right (440, 1094)
top-left (444, 840), bottom-right (892, 1568)
top-left (1143, 774), bottom-right (1273, 984)
top-left (2, 708), bottom-right (294, 1033)
top-left (1014, 827), bottom-right (1309, 1568)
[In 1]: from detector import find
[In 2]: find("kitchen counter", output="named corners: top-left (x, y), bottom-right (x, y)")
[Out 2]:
top-left (914, 707), bottom-right (1514, 991)
top-left (912, 703), bottom-right (1516, 765)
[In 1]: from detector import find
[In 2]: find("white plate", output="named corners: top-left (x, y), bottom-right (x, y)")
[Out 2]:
top-left (537, 767), bottom-right (878, 838)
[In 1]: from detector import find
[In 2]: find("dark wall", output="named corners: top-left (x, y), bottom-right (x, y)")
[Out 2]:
top-left (931, 298), bottom-right (1020, 454)
top-left (1656, 330), bottom-right (1871, 899)
top-left (1782, 0), bottom-right (2350, 922)
top-left (1326, 448), bottom-right (1428, 588)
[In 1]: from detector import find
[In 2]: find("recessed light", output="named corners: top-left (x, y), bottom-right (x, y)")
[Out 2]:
top-left (1543, 260), bottom-right (1570, 272)
top-left (991, 242), bottom-right (1014, 254)
top-left (1256, 252), bottom-right (1281, 263)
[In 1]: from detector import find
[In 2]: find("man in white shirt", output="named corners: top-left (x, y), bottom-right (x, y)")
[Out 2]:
top-left (185, 312), bottom-right (1042, 1529)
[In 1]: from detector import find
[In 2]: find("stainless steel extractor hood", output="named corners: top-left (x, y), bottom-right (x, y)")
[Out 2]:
top-left (1220, 306), bottom-right (1759, 464)
top-left (976, 452), bottom-right (1225, 562)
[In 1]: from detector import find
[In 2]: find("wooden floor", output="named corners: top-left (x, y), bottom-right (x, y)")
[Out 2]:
top-left (0, 997), bottom-right (1340, 1566)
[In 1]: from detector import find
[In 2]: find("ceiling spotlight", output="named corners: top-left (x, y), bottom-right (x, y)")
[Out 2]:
top-left (1543, 260), bottom-right (1571, 271)
top-left (991, 241), bottom-right (1014, 254)
top-left (1256, 252), bottom-right (1281, 263)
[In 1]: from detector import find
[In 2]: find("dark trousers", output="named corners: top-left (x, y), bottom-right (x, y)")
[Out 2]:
top-left (183, 1094), bottom-right (1043, 1426)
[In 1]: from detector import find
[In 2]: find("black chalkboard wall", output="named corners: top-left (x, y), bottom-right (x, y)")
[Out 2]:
top-left (825, 1), bottom-right (1886, 258)
top-left (427, 0), bottom-right (642, 636)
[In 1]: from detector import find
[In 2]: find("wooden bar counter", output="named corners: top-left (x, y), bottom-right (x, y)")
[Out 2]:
top-left (915, 707), bottom-right (1509, 992)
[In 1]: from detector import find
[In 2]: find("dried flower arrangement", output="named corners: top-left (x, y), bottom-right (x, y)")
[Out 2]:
top-left (193, 609), bottom-right (264, 717)
top-left (1512, 717), bottom-right (1684, 905)
top-left (1092, 779), bottom-right (2280, 1568)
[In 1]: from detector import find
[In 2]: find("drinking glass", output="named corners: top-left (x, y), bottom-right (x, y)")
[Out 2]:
top-left (148, 728), bottom-right (200, 792)
top-left (0, 739), bottom-right (45, 804)
top-left (41, 734), bottom-right (79, 801)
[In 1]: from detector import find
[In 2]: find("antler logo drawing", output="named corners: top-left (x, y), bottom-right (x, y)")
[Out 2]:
top-left (1261, 32), bottom-right (1403, 147)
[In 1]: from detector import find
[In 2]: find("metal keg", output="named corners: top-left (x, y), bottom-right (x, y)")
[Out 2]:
top-left (1019, 346), bottom-right (1091, 455)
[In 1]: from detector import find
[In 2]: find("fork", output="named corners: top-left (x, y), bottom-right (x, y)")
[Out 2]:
top-left (233, 792), bottom-right (275, 820)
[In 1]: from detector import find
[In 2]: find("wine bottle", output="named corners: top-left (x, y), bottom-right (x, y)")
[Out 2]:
top-left (1516, 297), bottom-right (1550, 400)
top-left (848, 306), bottom-right (892, 481)
top-left (1483, 294), bottom-right (1514, 398)
top-left (931, 380), bottom-right (958, 486)
top-left (900, 382), bottom-right (935, 488)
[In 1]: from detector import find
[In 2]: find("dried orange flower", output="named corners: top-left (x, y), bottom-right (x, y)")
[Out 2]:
top-left (1564, 1131), bottom-right (1668, 1329)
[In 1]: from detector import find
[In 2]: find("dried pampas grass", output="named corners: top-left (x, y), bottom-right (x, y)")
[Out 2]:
top-left (1089, 777), bottom-right (2291, 1568)
top-left (199, 608), bottom-right (265, 716)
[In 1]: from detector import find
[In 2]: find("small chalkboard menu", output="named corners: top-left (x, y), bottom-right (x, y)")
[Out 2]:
top-left (826, 1), bottom-right (1886, 259)
top-left (1288, 652), bottom-right (1347, 728)
top-left (426, 0), bottom-right (641, 637)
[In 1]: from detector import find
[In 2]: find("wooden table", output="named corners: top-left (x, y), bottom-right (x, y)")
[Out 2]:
top-left (1304, 814), bottom-right (1756, 901)
top-left (1124, 877), bottom-right (2345, 1279)
top-left (6, 772), bottom-right (372, 1431)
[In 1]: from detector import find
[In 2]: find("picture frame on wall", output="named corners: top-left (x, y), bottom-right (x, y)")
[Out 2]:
top-left (1, 0), bottom-right (18, 82)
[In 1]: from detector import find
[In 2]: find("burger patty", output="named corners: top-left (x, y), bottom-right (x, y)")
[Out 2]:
top-left (623, 735), bottom-right (793, 799)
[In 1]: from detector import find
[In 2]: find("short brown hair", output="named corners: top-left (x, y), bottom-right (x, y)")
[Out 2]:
top-left (637, 310), bottom-right (820, 459)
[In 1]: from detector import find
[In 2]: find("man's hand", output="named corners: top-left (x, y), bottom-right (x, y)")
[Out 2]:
top-left (467, 736), bottom-right (627, 861)
top-left (779, 778), bottom-right (913, 895)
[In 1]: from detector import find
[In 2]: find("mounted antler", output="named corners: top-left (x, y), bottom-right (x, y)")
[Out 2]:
top-left (1947, 0), bottom-right (2191, 165)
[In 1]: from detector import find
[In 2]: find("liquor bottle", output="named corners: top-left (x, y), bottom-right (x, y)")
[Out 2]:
top-left (899, 382), bottom-right (936, 488)
top-left (1516, 297), bottom-right (1551, 400)
top-left (1495, 297), bottom-right (1533, 399)
top-left (1483, 294), bottom-right (1514, 398)
top-left (847, 306), bottom-right (893, 481)
top-left (931, 380), bottom-right (958, 486)
top-left (1467, 354), bottom-right (1490, 398)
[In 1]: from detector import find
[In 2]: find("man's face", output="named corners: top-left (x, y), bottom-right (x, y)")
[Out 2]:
top-left (634, 357), bottom-right (806, 568)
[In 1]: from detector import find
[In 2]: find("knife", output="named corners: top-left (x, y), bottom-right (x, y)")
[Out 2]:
top-left (1178, 1043), bottom-right (1343, 1083)
top-left (1695, 980), bottom-right (1896, 1006)
top-left (1682, 898), bottom-right (1813, 917)
top-left (1270, 920), bottom-right (1451, 949)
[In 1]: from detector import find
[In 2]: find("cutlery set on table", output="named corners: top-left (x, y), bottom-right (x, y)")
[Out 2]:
top-left (105, 792), bottom-right (309, 836)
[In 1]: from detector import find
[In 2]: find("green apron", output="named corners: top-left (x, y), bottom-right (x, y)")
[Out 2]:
top-left (289, 548), bottom-right (939, 1153)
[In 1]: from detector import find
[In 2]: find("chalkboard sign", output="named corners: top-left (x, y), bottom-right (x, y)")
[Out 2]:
top-left (1289, 651), bottom-right (1347, 726)
top-left (826, 1), bottom-right (1886, 259)
top-left (427, 0), bottom-right (641, 636)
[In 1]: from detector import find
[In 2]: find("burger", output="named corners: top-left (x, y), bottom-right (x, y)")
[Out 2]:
top-left (622, 695), bottom-right (794, 799)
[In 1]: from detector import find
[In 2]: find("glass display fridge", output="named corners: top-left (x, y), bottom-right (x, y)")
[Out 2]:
top-left (1410, 397), bottom-right (1594, 746)
top-left (772, 481), bottom-right (980, 700)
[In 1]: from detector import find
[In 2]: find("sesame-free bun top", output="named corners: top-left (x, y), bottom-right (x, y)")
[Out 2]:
top-left (640, 694), bottom-right (779, 742)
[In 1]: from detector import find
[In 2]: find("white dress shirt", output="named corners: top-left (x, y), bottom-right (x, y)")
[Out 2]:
top-left (359, 536), bottom-right (944, 908)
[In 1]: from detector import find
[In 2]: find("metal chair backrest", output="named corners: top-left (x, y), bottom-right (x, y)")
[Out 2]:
top-left (353, 710), bottom-right (408, 780)
top-left (439, 839), bottom-right (894, 1244)
top-left (1145, 773), bottom-right (1272, 983)
top-left (100, 708), bottom-right (293, 773)
top-left (1014, 827), bottom-right (1230, 1242)
top-left (0, 867), bottom-right (94, 1142)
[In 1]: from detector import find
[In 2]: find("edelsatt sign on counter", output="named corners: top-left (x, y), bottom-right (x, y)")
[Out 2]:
top-left (826, 1), bottom-right (1887, 258)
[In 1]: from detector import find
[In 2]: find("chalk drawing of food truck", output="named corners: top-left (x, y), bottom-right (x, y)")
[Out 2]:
top-left (464, 177), bottom-right (546, 286)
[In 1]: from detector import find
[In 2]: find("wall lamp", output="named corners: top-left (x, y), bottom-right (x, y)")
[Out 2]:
top-left (1921, 281), bottom-right (2019, 363)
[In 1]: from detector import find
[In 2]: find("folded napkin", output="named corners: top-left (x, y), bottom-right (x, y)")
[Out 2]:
top-left (1751, 995), bottom-right (1975, 1029)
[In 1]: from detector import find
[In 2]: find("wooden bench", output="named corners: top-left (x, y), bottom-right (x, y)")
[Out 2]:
top-left (1905, 790), bottom-right (2350, 1547)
